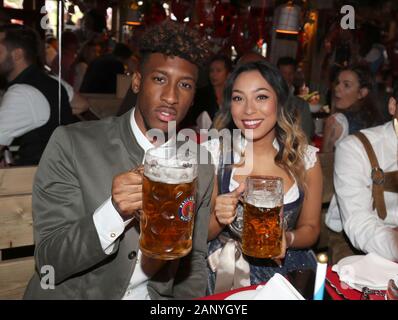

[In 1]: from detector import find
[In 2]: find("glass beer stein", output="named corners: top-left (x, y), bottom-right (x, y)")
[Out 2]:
top-left (241, 176), bottom-right (284, 258)
top-left (140, 146), bottom-right (198, 260)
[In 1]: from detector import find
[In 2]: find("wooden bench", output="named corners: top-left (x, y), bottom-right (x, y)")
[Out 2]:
top-left (0, 166), bottom-right (36, 299)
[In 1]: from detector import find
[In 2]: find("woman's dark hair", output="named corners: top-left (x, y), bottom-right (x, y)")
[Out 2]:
top-left (276, 56), bottom-right (297, 69)
top-left (61, 31), bottom-right (78, 51)
top-left (335, 64), bottom-right (383, 127)
top-left (75, 40), bottom-right (98, 64)
top-left (213, 60), bottom-right (307, 188)
top-left (209, 54), bottom-right (233, 73)
top-left (391, 80), bottom-right (398, 102)
top-left (113, 43), bottom-right (132, 60)
top-left (359, 23), bottom-right (381, 57)
top-left (83, 9), bottom-right (107, 33)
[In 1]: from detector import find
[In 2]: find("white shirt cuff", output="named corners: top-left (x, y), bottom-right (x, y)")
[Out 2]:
top-left (0, 135), bottom-right (13, 146)
top-left (93, 197), bottom-right (133, 254)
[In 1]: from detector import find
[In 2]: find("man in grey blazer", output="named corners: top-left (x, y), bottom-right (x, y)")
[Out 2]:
top-left (24, 21), bottom-right (214, 299)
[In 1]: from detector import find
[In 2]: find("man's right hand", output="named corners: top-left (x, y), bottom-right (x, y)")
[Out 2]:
top-left (111, 166), bottom-right (144, 221)
top-left (214, 183), bottom-right (245, 225)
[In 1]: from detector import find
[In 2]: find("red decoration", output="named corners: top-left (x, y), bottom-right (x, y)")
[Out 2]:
top-left (228, 2), bottom-right (273, 56)
top-left (170, 0), bottom-right (192, 22)
top-left (214, 1), bottom-right (237, 38)
top-left (192, 0), bottom-right (216, 33)
top-left (144, 2), bottom-right (167, 26)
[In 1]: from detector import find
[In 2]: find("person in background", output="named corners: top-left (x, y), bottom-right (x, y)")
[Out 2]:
top-left (72, 40), bottom-right (101, 92)
top-left (236, 51), bottom-right (267, 66)
top-left (277, 57), bottom-right (315, 142)
top-left (360, 23), bottom-right (385, 75)
top-left (24, 20), bottom-right (214, 300)
top-left (75, 8), bottom-right (107, 44)
top-left (205, 61), bottom-right (322, 294)
top-left (48, 73), bottom-right (92, 120)
top-left (326, 88), bottom-right (398, 263)
top-left (45, 36), bottom-right (58, 67)
top-left (50, 31), bottom-right (79, 85)
top-left (181, 55), bottom-right (232, 130)
top-left (375, 69), bottom-right (395, 123)
top-left (0, 24), bottom-right (76, 166)
top-left (321, 64), bottom-right (383, 153)
top-left (80, 42), bottom-right (132, 94)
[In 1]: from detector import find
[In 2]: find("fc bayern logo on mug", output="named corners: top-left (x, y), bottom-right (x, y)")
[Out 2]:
top-left (178, 196), bottom-right (195, 222)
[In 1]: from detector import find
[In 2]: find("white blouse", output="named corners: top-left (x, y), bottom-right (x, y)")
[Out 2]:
top-left (202, 138), bottom-right (319, 204)
top-left (332, 112), bottom-right (349, 146)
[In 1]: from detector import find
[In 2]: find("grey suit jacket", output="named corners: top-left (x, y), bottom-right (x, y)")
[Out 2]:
top-left (24, 111), bottom-right (214, 299)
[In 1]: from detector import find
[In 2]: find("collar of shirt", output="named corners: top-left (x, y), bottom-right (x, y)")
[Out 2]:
top-left (130, 108), bottom-right (154, 153)
top-left (385, 120), bottom-right (398, 164)
top-left (130, 108), bottom-right (175, 156)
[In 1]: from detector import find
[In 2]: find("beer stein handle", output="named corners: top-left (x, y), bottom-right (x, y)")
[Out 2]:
top-left (133, 209), bottom-right (142, 221)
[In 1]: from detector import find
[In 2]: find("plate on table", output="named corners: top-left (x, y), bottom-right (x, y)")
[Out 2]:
top-left (326, 266), bottom-right (385, 300)
top-left (225, 289), bottom-right (257, 300)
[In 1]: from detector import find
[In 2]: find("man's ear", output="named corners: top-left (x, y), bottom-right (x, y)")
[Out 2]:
top-left (388, 96), bottom-right (397, 117)
top-left (11, 48), bottom-right (24, 62)
top-left (131, 71), bottom-right (141, 94)
top-left (358, 87), bottom-right (369, 99)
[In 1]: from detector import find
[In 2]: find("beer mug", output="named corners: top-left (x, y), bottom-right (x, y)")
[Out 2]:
top-left (241, 176), bottom-right (284, 258)
top-left (140, 146), bottom-right (198, 260)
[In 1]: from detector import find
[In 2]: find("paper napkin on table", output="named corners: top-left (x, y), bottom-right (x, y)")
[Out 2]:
top-left (332, 253), bottom-right (398, 290)
top-left (253, 273), bottom-right (305, 300)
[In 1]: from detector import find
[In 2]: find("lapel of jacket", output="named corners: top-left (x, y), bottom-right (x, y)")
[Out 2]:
top-left (118, 110), bottom-right (145, 167)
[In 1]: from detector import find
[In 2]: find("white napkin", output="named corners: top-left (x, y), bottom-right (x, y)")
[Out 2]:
top-left (253, 273), bottom-right (305, 300)
top-left (332, 253), bottom-right (398, 290)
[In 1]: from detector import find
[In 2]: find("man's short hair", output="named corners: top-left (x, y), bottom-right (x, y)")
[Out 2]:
top-left (139, 21), bottom-right (210, 69)
top-left (277, 56), bottom-right (297, 69)
top-left (0, 24), bottom-right (42, 65)
top-left (113, 43), bottom-right (132, 60)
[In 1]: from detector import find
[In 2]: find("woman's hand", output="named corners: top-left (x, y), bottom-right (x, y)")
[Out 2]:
top-left (272, 230), bottom-right (287, 266)
top-left (214, 183), bottom-right (245, 225)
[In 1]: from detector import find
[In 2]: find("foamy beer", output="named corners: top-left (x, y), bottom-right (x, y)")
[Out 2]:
top-left (241, 176), bottom-right (284, 258)
top-left (140, 146), bottom-right (198, 260)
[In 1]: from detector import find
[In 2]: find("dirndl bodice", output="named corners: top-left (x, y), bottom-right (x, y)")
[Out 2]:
top-left (207, 160), bottom-right (317, 295)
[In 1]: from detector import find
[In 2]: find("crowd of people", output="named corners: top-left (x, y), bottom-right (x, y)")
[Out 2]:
top-left (0, 18), bottom-right (396, 300)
